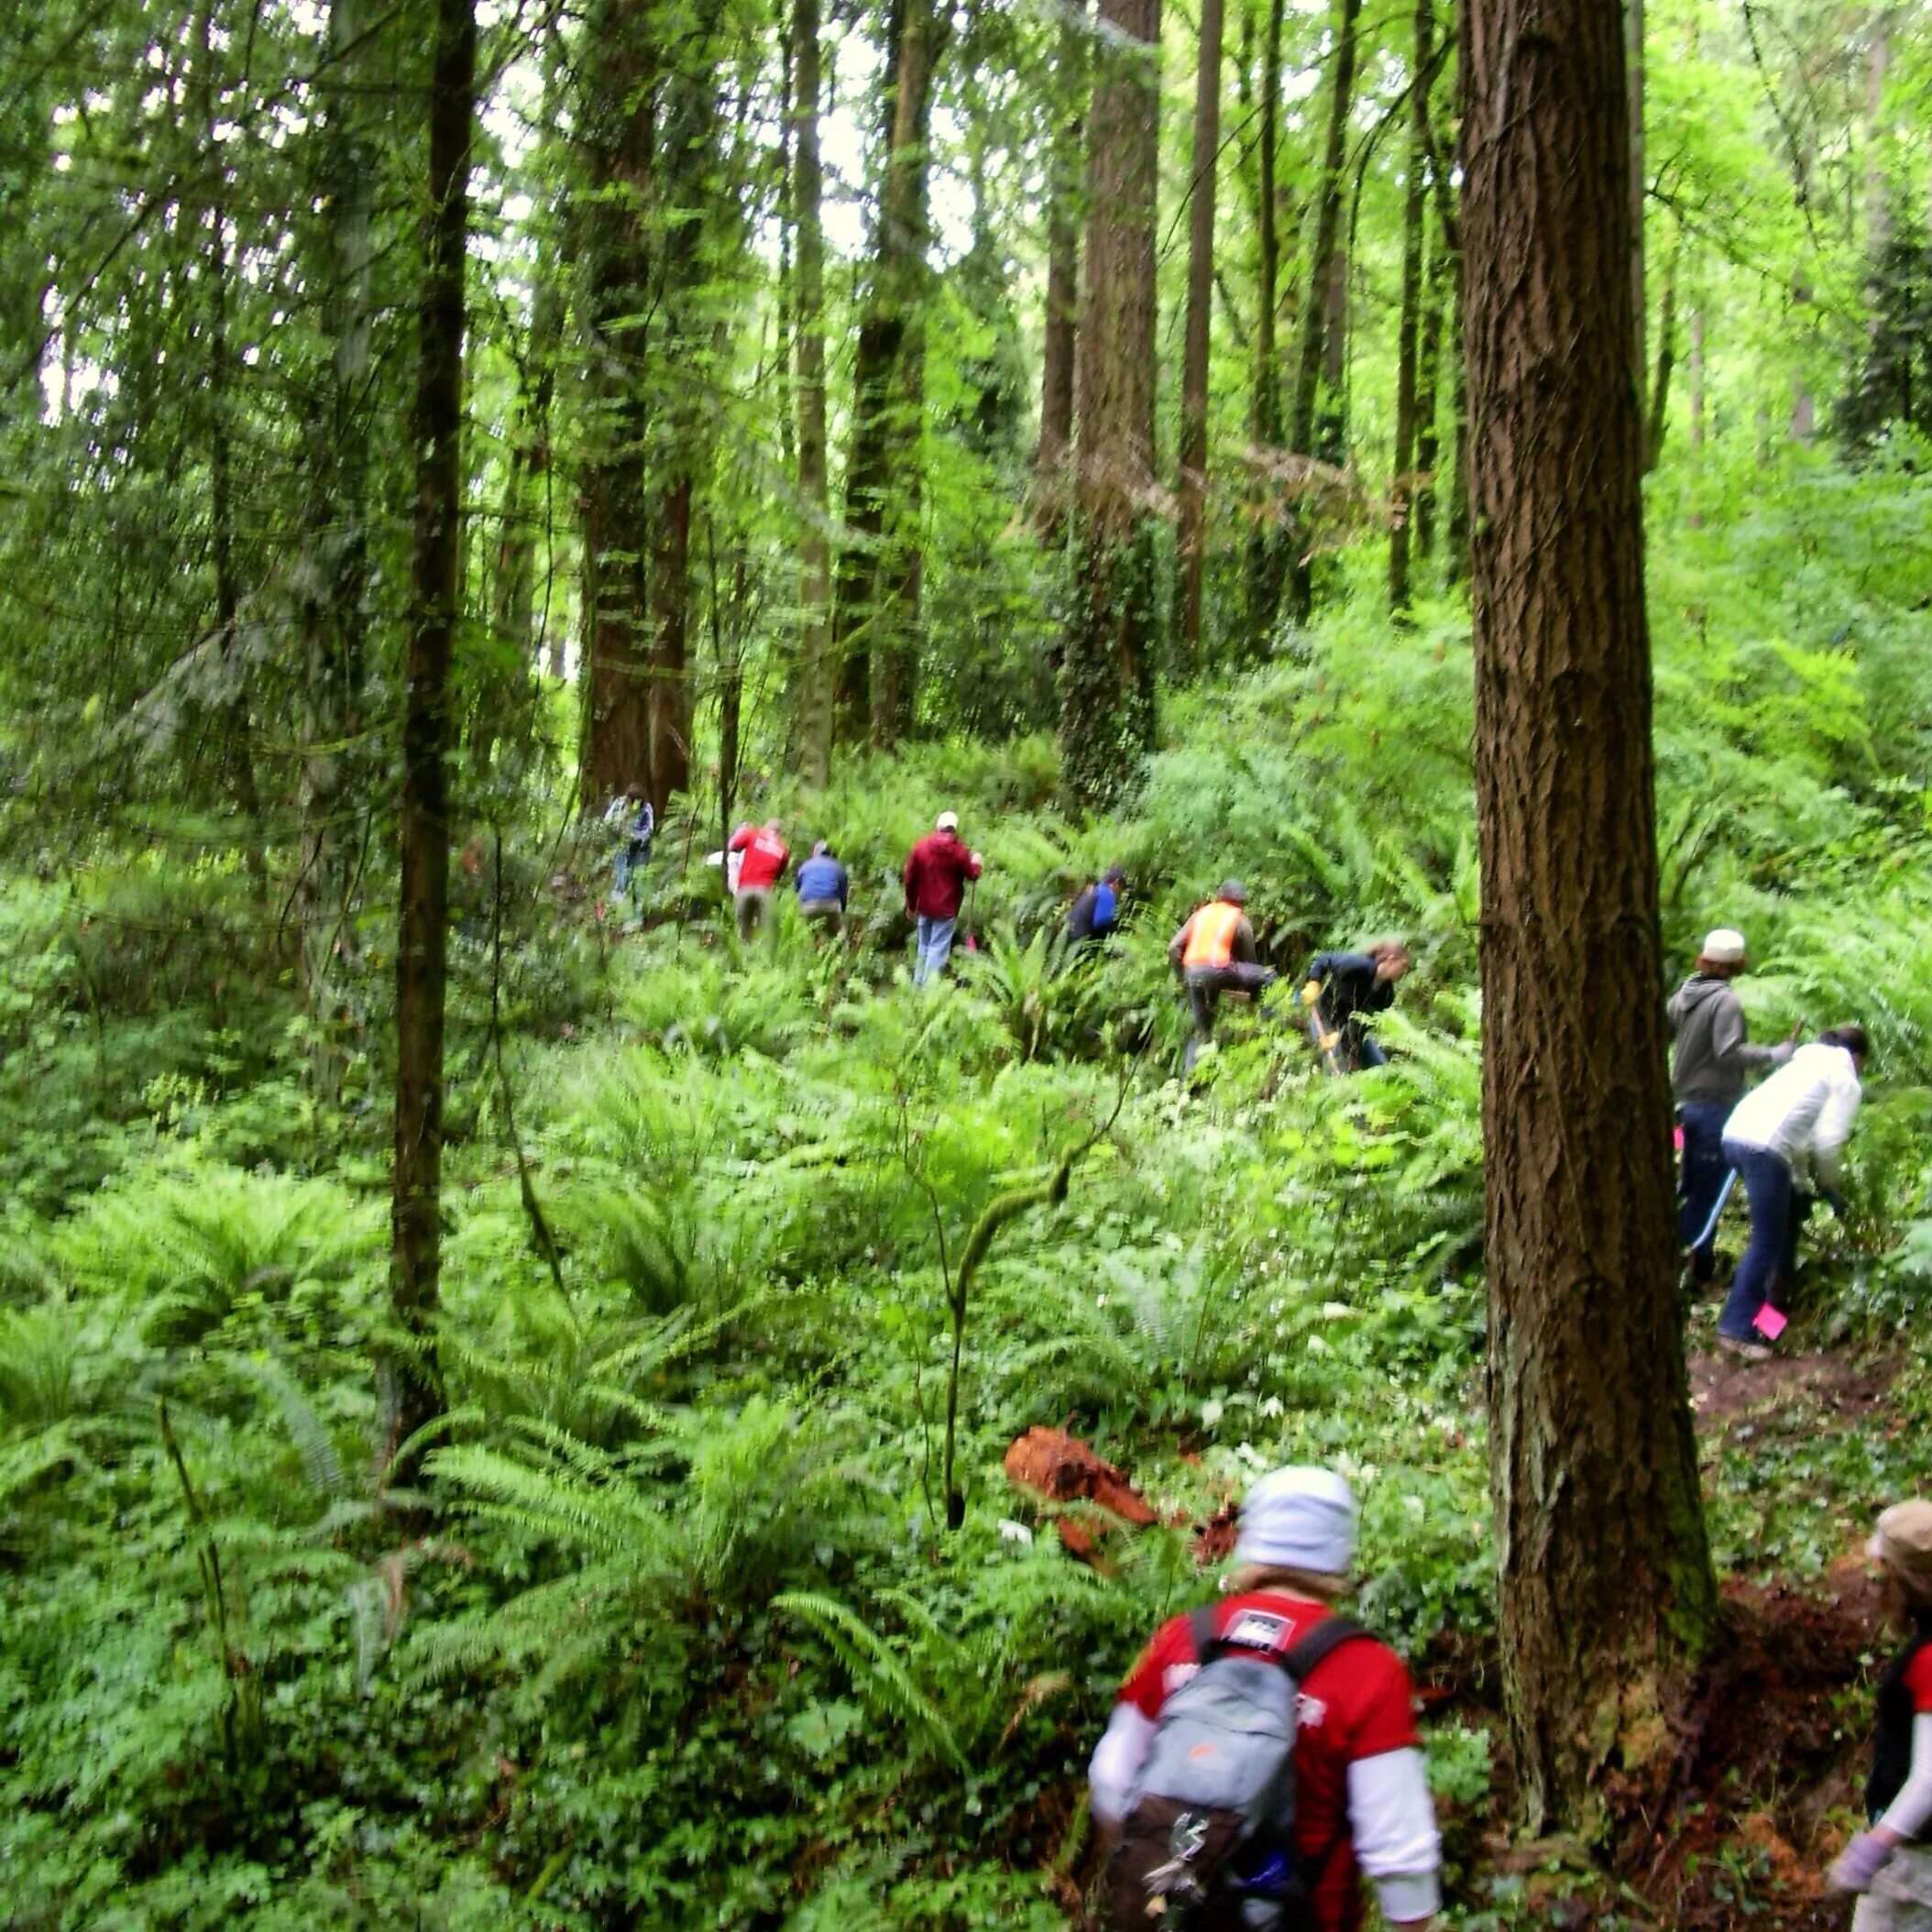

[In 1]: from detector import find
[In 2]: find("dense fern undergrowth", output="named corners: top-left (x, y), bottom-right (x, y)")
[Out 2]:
top-left (7, 456), bottom-right (1932, 1928)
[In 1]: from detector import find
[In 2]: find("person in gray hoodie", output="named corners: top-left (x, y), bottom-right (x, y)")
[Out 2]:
top-left (1667, 928), bottom-right (1795, 1283)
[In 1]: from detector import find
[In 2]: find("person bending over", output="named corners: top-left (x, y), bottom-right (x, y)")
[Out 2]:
top-left (1717, 1022), bottom-right (1866, 1359)
top-left (1302, 941), bottom-right (1411, 1072)
top-left (1169, 880), bottom-right (1275, 1072)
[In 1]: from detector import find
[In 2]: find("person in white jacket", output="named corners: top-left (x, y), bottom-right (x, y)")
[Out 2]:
top-left (1828, 1499), bottom-right (1932, 1927)
top-left (1088, 1466), bottom-right (1441, 1930)
top-left (1718, 1024), bottom-right (1868, 1357)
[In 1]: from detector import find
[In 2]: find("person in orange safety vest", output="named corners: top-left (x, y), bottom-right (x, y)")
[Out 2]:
top-left (1169, 880), bottom-right (1276, 1071)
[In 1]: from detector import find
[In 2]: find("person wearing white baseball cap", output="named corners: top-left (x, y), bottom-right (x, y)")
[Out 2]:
top-left (1089, 1466), bottom-right (1442, 1929)
top-left (1667, 927), bottom-right (1794, 1286)
top-left (902, 811), bottom-right (982, 985)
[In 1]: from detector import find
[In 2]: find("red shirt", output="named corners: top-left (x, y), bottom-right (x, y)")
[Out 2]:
top-left (1907, 1646), bottom-right (1932, 1711)
top-left (729, 824), bottom-right (788, 891)
top-left (902, 830), bottom-right (982, 918)
top-left (1116, 1592), bottom-right (1422, 1932)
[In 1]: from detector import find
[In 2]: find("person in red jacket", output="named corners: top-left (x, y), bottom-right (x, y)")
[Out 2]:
top-left (901, 810), bottom-right (982, 985)
top-left (728, 818), bottom-right (789, 939)
top-left (1089, 1466), bottom-right (1442, 1932)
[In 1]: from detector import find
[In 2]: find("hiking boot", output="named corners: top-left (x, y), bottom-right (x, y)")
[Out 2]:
top-left (1717, 1333), bottom-right (1773, 1363)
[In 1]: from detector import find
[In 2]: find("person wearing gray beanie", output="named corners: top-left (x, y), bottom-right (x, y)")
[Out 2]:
top-left (1089, 1466), bottom-right (1442, 1929)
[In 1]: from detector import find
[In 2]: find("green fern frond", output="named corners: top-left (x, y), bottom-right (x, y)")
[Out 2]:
top-left (773, 1590), bottom-right (965, 1770)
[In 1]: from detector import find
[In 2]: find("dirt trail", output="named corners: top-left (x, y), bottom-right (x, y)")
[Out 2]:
top-left (1688, 1345), bottom-right (1892, 1428)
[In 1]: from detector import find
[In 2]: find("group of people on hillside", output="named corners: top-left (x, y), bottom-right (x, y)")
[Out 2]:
top-left (714, 809), bottom-right (985, 984)
top-left (610, 795), bottom-right (1419, 1066)
top-left (1668, 925), bottom-right (1868, 1362)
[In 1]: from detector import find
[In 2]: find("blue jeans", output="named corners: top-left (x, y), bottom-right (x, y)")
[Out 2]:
top-left (1676, 1102), bottom-right (1731, 1281)
top-left (913, 915), bottom-right (957, 986)
top-left (613, 838), bottom-right (649, 900)
top-left (1719, 1141), bottom-right (1796, 1341)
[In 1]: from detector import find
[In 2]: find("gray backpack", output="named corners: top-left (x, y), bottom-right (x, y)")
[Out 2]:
top-left (1104, 1607), bottom-right (1364, 1931)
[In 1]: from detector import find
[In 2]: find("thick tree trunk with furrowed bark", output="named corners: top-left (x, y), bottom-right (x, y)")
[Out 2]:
top-left (387, 0), bottom-right (474, 1485)
top-left (1059, 0), bottom-right (1159, 811)
top-left (1461, 0), bottom-right (1717, 1833)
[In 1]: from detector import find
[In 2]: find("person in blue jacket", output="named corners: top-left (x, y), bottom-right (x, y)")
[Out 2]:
top-left (794, 840), bottom-right (850, 937)
top-left (1066, 865), bottom-right (1126, 945)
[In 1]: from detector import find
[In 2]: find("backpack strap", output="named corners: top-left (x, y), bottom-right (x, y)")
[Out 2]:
top-left (1280, 1615), bottom-right (1367, 1682)
top-left (1188, 1603), bottom-right (1220, 1663)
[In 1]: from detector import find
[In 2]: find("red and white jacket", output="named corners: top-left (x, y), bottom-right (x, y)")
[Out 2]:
top-left (728, 823), bottom-right (789, 892)
top-left (1089, 1590), bottom-right (1442, 1930)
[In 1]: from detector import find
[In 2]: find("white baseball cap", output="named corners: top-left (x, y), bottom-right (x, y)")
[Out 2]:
top-left (936, 810), bottom-right (959, 831)
top-left (1701, 928), bottom-right (1747, 964)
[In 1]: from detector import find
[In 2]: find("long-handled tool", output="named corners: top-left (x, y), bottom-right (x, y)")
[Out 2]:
top-left (1300, 977), bottom-right (1346, 1078)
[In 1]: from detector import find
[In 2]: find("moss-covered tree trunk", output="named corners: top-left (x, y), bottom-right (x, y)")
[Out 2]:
top-left (388, 0), bottom-right (474, 1481)
top-left (1060, 0), bottom-right (1159, 811)
top-left (1035, 9), bottom-right (1085, 538)
top-left (1176, 0), bottom-right (1223, 669)
top-left (297, 0), bottom-right (379, 1098)
top-left (1241, 0), bottom-right (1286, 654)
top-left (832, 0), bottom-right (940, 750)
top-left (792, 0), bottom-right (833, 786)
top-left (1462, 0), bottom-right (1717, 1832)
top-left (577, 0), bottom-right (653, 807)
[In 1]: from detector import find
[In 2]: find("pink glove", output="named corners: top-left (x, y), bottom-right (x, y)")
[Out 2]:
top-left (1828, 1831), bottom-right (1894, 1894)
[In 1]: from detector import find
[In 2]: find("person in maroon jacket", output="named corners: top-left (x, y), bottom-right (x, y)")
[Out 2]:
top-left (901, 810), bottom-right (982, 985)
top-left (1089, 1466), bottom-right (1442, 1932)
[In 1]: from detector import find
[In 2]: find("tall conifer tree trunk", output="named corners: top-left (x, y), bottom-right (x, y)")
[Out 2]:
top-left (1035, 6), bottom-right (1085, 534)
top-left (1388, 0), bottom-right (1433, 613)
top-left (642, 49), bottom-right (719, 813)
top-left (1626, 0), bottom-right (1646, 414)
top-left (1177, 0), bottom-right (1224, 668)
top-left (1060, 0), bottom-right (1159, 810)
top-left (832, 0), bottom-right (941, 748)
top-left (1462, 0), bottom-right (1716, 1831)
top-left (388, 0), bottom-right (475, 1479)
top-left (1414, 219), bottom-right (1447, 559)
top-left (1242, 0), bottom-right (1287, 652)
top-left (1283, 0), bottom-right (1363, 627)
top-left (792, 0), bottom-right (833, 786)
top-left (298, 0), bottom-right (379, 1096)
top-left (577, 0), bottom-right (653, 806)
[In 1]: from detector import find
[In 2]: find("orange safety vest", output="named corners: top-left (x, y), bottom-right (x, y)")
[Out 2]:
top-left (1182, 900), bottom-right (1244, 970)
